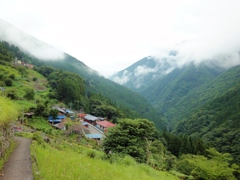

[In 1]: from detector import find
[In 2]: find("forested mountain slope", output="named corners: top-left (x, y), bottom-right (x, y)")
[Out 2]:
top-left (0, 41), bottom-right (165, 130)
top-left (39, 57), bottom-right (165, 129)
top-left (140, 64), bottom-right (224, 124)
top-left (174, 79), bottom-right (240, 164)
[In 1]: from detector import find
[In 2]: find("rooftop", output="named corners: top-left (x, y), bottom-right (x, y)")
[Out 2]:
top-left (96, 120), bottom-right (116, 128)
top-left (78, 113), bottom-right (87, 117)
top-left (85, 134), bottom-right (102, 139)
top-left (84, 114), bottom-right (99, 121)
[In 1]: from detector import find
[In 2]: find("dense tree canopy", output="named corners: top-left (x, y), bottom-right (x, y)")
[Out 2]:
top-left (103, 118), bottom-right (156, 163)
top-left (24, 88), bottom-right (34, 100)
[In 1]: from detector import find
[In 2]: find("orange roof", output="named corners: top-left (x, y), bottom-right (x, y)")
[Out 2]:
top-left (96, 120), bottom-right (116, 128)
top-left (78, 113), bottom-right (86, 117)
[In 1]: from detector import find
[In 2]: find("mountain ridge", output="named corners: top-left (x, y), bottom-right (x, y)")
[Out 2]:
top-left (110, 56), bottom-right (177, 91)
top-left (0, 20), bottom-right (165, 130)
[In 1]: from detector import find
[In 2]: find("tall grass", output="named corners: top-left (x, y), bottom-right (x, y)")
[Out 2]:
top-left (0, 96), bottom-right (19, 126)
top-left (0, 140), bottom-right (16, 170)
top-left (31, 141), bottom-right (178, 180)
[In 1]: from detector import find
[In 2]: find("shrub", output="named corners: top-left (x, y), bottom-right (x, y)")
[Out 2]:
top-left (122, 155), bottom-right (137, 166)
top-left (108, 153), bottom-right (136, 166)
top-left (176, 154), bottom-right (236, 179)
top-left (9, 74), bottom-right (15, 80)
top-left (4, 78), bottom-right (13, 86)
top-left (32, 132), bottom-right (44, 145)
top-left (86, 150), bottom-right (97, 159)
top-left (85, 149), bottom-right (104, 160)
top-left (0, 81), bottom-right (5, 86)
top-left (6, 89), bottom-right (18, 100)
top-left (24, 88), bottom-right (34, 100)
top-left (33, 77), bottom-right (37, 81)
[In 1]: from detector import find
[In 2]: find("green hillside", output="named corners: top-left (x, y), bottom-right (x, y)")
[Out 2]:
top-left (0, 40), bottom-right (239, 179)
top-left (174, 81), bottom-right (240, 164)
top-left (139, 63), bottom-right (240, 164)
top-left (0, 41), bottom-right (165, 130)
top-left (141, 64), bottom-right (223, 125)
top-left (37, 56), bottom-right (164, 129)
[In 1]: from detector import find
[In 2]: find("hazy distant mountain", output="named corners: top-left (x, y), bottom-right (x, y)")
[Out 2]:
top-left (110, 55), bottom-right (177, 91)
top-left (0, 19), bottom-right (66, 61)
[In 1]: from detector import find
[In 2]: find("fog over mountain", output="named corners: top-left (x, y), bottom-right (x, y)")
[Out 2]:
top-left (111, 39), bottom-right (240, 90)
top-left (0, 19), bottom-right (64, 60)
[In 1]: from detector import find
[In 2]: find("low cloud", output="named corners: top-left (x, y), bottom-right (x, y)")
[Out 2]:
top-left (134, 65), bottom-right (158, 77)
top-left (112, 70), bottom-right (130, 85)
top-left (151, 39), bottom-right (240, 71)
top-left (0, 19), bottom-right (64, 60)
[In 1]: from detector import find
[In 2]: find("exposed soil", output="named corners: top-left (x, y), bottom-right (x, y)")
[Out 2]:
top-left (0, 137), bottom-right (33, 180)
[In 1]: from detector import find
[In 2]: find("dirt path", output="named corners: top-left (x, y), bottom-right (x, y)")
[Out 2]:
top-left (0, 137), bottom-right (34, 180)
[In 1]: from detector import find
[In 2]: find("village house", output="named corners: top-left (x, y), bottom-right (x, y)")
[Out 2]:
top-left (78, 113), bottom-right (86, 121)
top-left (24, 112), bottom-right (34, 118)
top-left (96, 120), bottom-right (116, 132)
top-left (72, 124), bottom-right (90, 134)
top-left (53, 123), bottom-right (66, 130)
top-left (48, 115), bottom-right (66, 123)
top-left (13, 59), bottom-right (34, 69)
top-left (52, 106), bottom-right (66, 115)
top-left (82, 114), bottom-right (100, 126)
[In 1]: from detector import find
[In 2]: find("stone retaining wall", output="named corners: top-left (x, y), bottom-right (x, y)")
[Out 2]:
top-left (0, 123), bottom-right (14, 158)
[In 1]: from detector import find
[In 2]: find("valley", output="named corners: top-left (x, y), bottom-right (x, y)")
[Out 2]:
top-left (0, 32), bottom-right (239, 179)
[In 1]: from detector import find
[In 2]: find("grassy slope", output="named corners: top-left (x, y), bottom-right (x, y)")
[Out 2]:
top-left (0, 96), bottom-right (19, 125)
top-left (31, 141), bottom-right (178, 180)
top-left (26, 119), bottom-right (177, 179)
top-left (0, 64), bottom-right (49, 109)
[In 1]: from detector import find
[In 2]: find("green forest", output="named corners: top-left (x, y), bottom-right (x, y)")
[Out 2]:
top-left (0, 40), bottom-right (240, 179)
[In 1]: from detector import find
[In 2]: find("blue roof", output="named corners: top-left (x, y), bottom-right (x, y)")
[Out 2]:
top-left (85, 134), bottom-right (102, 139)
top-left (48, 119), bottom-right (62, 123)
top-left (82, 122), bottom-right (89, 125)
top-left (66, 110), bottom-right (74, 114)
top-left (48, 115), bottom-right (66, 120)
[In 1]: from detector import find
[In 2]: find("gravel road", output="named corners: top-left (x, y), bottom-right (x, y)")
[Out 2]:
top-left (0, 137), bottom-right (34, 180)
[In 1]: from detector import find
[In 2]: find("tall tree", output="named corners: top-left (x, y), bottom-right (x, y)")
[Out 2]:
top-left (103, 118), bottom-right (155, 163)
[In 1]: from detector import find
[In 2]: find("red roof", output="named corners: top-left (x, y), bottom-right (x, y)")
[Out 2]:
top-left (96, 120), bottom-right (116, 128)
top-left (78, 113), bottom-right (86, 117)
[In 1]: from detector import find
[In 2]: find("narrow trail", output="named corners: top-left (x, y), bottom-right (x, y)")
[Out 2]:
top-left (0, 137), bottom-right (34, 180)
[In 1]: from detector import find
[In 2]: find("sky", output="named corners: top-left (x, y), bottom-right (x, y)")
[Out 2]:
top-left (0, 0), bottom-right (240, 77)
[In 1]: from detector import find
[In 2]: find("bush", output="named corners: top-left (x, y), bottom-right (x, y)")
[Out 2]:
top-left (122, 155), bottom-right (137, 166)
top-left (24, 88), bottom-right (34, 100)
top-left (0, 81), bottom-right (5, 86)
top-left (9, 74), bottom-right (15, 80)
top-left (33, 77), bottom-right (37, 81)
top-left (4, 78), bottom-right (13, 86)
top-left (108, 153), bottom-right (137, 166)
top-left (6, 89), bottom-right (18, 100)
top-left (85, 149), bottom-right (104, 160)
top-left (32, 132), bottom-right (44, 145)
top-left (86, 150), bottom-right (97, 159)
top-left (176, 154), bottom-right (236, 179)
